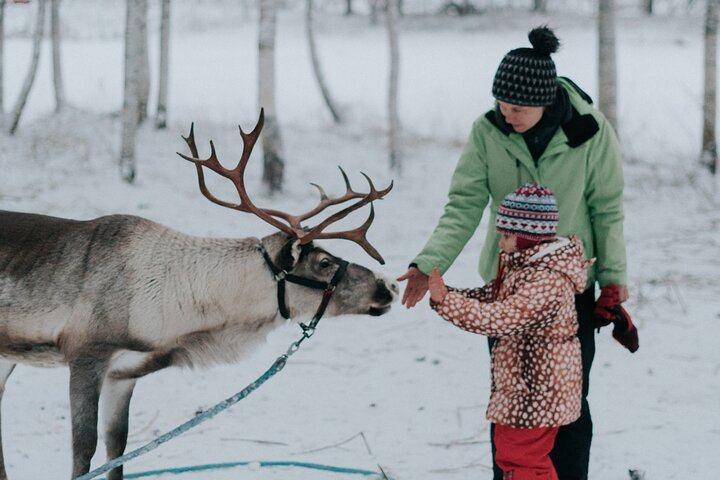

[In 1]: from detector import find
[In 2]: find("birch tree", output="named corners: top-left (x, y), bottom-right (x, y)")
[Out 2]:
top-left (643, 0), bottom-right (653, 15)
top-left (155, 0), bottom-right (170, 129)
top-left (137, 0), bottom-right (149, 124)
top-left (0, 0), bottom-right (6, 129)
top-left (51, 0), bottom-right (64, 112)
top-left (533, 0), bottom-right (547, 13)
top-left (598, 0), bottom-right (618, 132)
top-left (386, 0), bottom-right (401, 171)
top-left (259, 0), bottom-right (284, 193)
top-left (306, 0), bottom-right (341, 123)
top-left (120, 0), bottom-right (146, 183)
top-left (702, 0), bottom-right (718, 175)
top-left (370, 0), bottom-right (380, 25)
top-left (8, 0), bottom-right (47, 135)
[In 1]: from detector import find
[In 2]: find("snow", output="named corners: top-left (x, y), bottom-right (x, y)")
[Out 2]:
top-left (2, 1), bottom-right (719, 479)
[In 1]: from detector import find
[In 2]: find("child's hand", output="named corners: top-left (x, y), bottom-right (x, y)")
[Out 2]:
top-left (429, 267), bottom-right (448, 304)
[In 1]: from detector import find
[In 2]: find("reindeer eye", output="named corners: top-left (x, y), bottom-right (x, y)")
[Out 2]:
top-left (319, 258), bottom-right (332, 269)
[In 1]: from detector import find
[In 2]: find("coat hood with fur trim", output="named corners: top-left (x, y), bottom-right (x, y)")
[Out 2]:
top-left (503, 235), bottom-right (591, 295)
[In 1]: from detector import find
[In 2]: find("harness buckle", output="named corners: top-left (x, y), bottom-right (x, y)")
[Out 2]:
top-left (274, 270), bottom-right (287, 281)
top-left (300, 324), bottom-right (316, 338)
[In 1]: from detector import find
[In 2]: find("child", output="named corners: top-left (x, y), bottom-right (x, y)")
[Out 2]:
top-left (428, 182), bottom-right (592, 480)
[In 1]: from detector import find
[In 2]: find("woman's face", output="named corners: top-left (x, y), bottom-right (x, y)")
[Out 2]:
top-left (497, 101), bottom-right (545, 133)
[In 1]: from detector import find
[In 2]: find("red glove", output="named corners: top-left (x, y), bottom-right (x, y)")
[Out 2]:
top-left (593, 284), bottom-right (629, 327)
top-left (610, 305), bottom-right (639, 353)
top-left (594, 285), bottom-right (639, 353)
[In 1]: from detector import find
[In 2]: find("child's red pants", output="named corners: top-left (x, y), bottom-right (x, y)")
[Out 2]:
top-left (493, 423), bottom-right (560, 480)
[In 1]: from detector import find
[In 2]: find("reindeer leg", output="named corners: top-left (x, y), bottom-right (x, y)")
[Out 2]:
top-left (68, 355), bottom-right (108, 479)
top-left (99, 350), bottom-right (176, 480)
top-left (100, 377), bottom-right (137, 480)
top-left (0, 361), bottom-right (17, 480)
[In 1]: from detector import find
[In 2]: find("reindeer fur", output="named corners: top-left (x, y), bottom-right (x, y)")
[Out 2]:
top-left (0, 209), bottom-right (396, 479)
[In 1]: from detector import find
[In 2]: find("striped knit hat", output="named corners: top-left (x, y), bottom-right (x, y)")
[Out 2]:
top-left (496, 182), bottom-right (559, 241)
top-left (492, 26), bottom-right (561, 107)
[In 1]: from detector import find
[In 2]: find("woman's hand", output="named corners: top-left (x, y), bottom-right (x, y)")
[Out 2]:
top-left (397, 267), bottom-right (429, 308)
top-left (428, 267), bottom-right (448, 304)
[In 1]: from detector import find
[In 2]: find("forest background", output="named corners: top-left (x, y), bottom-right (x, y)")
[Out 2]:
top-left (1, 0), bottom-right (719, 479)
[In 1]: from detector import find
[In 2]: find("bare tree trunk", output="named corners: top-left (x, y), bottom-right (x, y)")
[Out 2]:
top-left (120, 0), bottom-right (146, 183)
top-left (533, 0), bottom-right (547, 12)
top-left (259, 0), bottom-right (284, 193)
top-left (345, 0), bottom-right (353, 15)
top-left (9, 0), bottom-right (47, 135)
top-left (598, 0), bottom-right (618, 132)
top-left (643, 0), bottom-right (653, 14)
top-left (0, 0), bottom-right (6, 129)
top-left (137, 0), bottom-right (149, 124)
top-left (306, 0), bottom-right (341, 123)
top-left (386, 0), bottom-right (401, 172)
top-left (370, 0), bottom-right (380, 25)
top-left (155, 0), bottom-right (170, 129)
top-left (702, 0), bottom-right (718, 175)
top-left (51, 0), bottom-right (64, 112)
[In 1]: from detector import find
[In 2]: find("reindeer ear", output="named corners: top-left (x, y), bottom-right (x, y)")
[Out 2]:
top-left (290, 239), bottom-right (303, 266)
top-left (277, 239), bottom-right (304, 271)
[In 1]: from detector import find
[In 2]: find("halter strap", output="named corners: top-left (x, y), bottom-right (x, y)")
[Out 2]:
top-left (257, 244), bottom-right (349, 332)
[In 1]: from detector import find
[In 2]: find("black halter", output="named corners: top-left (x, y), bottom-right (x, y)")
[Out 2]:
top-left (257, 243), bottom-right (349, 336)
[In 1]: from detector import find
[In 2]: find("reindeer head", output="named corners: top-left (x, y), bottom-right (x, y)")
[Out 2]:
top-left (264, 232), bottom-right (397, 319)
top-left (178, 110), bottom-right (398, 321)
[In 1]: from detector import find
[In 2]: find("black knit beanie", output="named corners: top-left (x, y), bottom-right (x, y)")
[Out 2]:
top-left (492, 26), bottom-right (561, 107)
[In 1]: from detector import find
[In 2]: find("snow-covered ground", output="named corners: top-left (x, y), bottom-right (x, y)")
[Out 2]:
top-left (1, 1), bottom-right (719, 479)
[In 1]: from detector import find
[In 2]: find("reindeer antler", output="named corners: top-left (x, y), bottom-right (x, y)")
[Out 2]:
top-left (177, 110), bottom-right (393, 264)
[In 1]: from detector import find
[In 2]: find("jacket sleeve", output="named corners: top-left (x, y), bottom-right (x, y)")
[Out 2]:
top-left (411, 120), bottom-right (491, 275)
top-left (586, 116), bottom-right (628, 287)
top-left (447, 284), bottom-right (495, 302)
top-left (431, 271), bottom-right (564, 337)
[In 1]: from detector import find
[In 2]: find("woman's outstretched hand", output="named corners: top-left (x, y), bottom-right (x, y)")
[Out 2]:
top-left (428, 267), bottom-right (448, 304)
top-left (397, 267), bottom-right (429, 308)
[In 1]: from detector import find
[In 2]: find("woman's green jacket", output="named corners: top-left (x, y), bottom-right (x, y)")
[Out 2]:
top-left (412, 78), bottom-right (627, 289)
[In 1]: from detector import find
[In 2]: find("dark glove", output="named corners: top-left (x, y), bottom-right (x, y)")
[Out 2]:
top-left (593, 284), bottom-right (629, 328)
top-left (610, 305), bottom-right (639, 353)
top-left (594, 284), bottom-right (639, 353)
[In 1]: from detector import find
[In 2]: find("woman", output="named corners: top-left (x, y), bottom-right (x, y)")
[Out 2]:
top-left (398, 26), bottom-right (638, 480)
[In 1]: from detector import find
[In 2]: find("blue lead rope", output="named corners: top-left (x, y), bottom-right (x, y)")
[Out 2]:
top-left (75, 355), bottom-right (289, 480)
top-left (123, 460), bottom-right (383, 478)
top-left (75, 254), bottom-right (386, 480)
top-left (76, 347), bottom-right (388, 480)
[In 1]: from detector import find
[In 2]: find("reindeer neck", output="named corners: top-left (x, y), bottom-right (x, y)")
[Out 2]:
top-left (134, 229), bottom-right (282, 330)
top-left (131, 230), bottom-right (286, 367)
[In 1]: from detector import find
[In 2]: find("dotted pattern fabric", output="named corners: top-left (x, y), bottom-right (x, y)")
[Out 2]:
top-left (432, 236), bottom-right (590, 428)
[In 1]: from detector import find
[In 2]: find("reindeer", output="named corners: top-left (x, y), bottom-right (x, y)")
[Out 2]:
top-left (0, 111), bottom-right (398, 480)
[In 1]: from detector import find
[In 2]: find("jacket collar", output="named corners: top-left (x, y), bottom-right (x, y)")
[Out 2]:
top-left (528, 236), bottom-right (571, 262)
top-left (484, 83), bottom-right (600, 150)
top-left (501, 237), bottom-right (571, 269)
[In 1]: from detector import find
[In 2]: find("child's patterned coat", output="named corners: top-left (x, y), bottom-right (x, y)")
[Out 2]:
top-left (431, 235), bottom-right (591, 428)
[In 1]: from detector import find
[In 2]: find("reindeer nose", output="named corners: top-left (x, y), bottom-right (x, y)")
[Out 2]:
top-left (382, 278), bottom-right (400, 300)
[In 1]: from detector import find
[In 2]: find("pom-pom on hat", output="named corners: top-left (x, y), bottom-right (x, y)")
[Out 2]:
top-left (492, 26), bottom-right (561, 107)
top-left (496, 182), bottom-right (559, 241)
